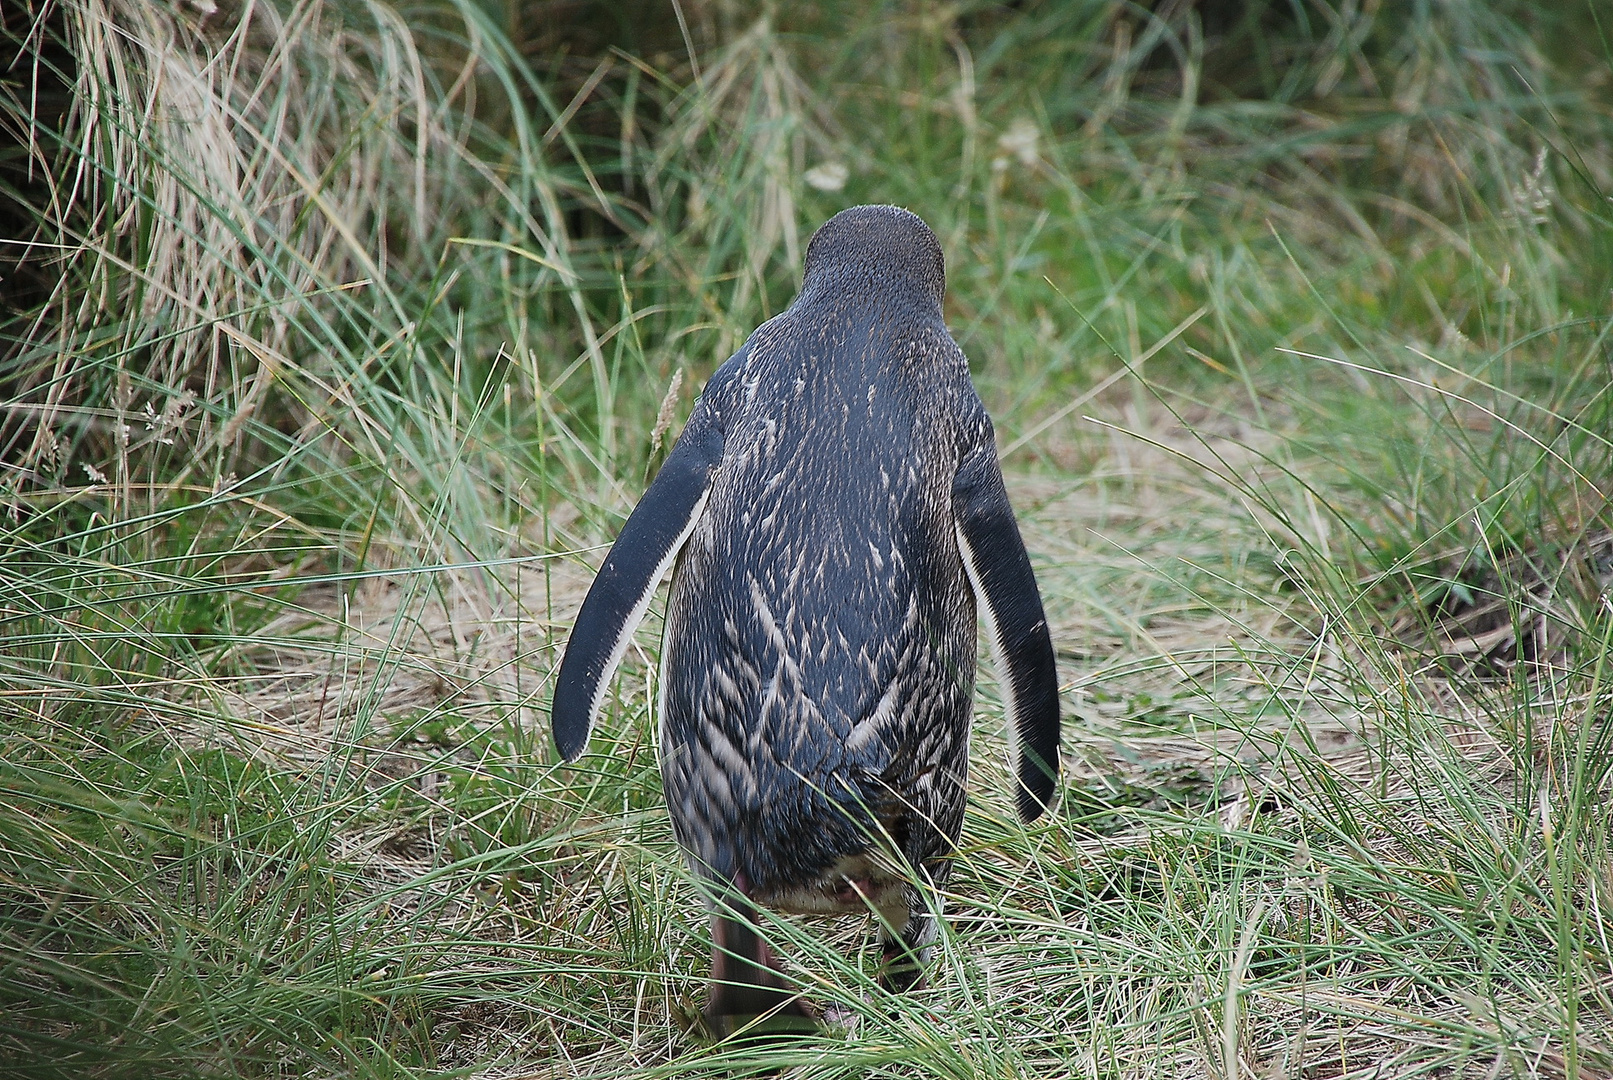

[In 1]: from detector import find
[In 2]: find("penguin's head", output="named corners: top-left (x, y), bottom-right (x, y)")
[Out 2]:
top-left (802, 205), bottom-right (946, 308)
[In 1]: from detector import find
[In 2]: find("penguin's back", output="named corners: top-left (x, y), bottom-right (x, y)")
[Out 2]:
top-left (659, 290), bottom-right (986, 892)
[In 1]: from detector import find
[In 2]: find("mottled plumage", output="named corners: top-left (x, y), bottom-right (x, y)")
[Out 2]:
top-left (552, 205), bottom-right (1060, 1034)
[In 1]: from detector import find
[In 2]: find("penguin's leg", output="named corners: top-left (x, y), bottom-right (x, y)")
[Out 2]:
top-left (877, 871), bottom-right (941, 992)
top-left (705, 873), bottom-right (817, 1037)
top-left (872, 770), bottom-right (960, 993)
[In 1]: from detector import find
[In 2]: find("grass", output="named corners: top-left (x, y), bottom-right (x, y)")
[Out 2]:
top-left (2, 0), bottom-right (1611, 1075)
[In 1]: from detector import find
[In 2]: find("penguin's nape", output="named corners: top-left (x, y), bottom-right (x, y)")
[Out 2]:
top-left (803, 204), bottom-right (946, 304)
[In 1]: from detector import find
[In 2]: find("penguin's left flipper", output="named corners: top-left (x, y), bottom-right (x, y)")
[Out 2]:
top-left (952, 440), bottom-right (1062, 822)
top-left (550, 401), bottom-right (726, 761)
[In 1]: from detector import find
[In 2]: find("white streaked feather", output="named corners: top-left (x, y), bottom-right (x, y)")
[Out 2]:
top-left (845, 679), bottom-right (900, 754)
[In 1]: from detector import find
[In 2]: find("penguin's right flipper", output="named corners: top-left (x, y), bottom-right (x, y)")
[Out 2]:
top-left (550, 400), bottom-right (726, 761)
top-left (952, 438), bottom-right (1061, 822)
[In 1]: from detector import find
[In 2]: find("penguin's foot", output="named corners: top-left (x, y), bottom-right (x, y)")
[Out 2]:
top-left (876, 934), bottom-right (929, 992)
top-left (699, 1000), bottom-right (821, 1042)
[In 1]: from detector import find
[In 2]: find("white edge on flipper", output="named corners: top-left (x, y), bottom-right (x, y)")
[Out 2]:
top-left (572, 488), bottom-right (711, 754)
top-left (954, 520), bottom-right (1026, 792)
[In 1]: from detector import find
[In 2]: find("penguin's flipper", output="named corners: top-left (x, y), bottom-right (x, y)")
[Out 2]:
top-left (551, 405), bottom-right (726, 761)
top-left (952, 440), bottom-right (1061, 821)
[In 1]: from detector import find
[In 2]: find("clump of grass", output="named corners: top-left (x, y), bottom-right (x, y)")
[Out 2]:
top-left (2, 0), bottom-right (1612, 1077)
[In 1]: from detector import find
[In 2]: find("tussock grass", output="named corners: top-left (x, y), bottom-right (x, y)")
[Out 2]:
top-left (2, 0), bottom-right (1611, 1076)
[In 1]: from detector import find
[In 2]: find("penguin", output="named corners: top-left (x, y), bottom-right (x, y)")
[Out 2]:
top-left (551, 204), bottom-right (1060, 1035)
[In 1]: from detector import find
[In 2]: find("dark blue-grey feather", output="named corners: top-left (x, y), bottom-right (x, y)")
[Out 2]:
top-left (551, 205), bottom-right (1060, 1012)
top-left (659, 307), bottom-right (982, 894)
